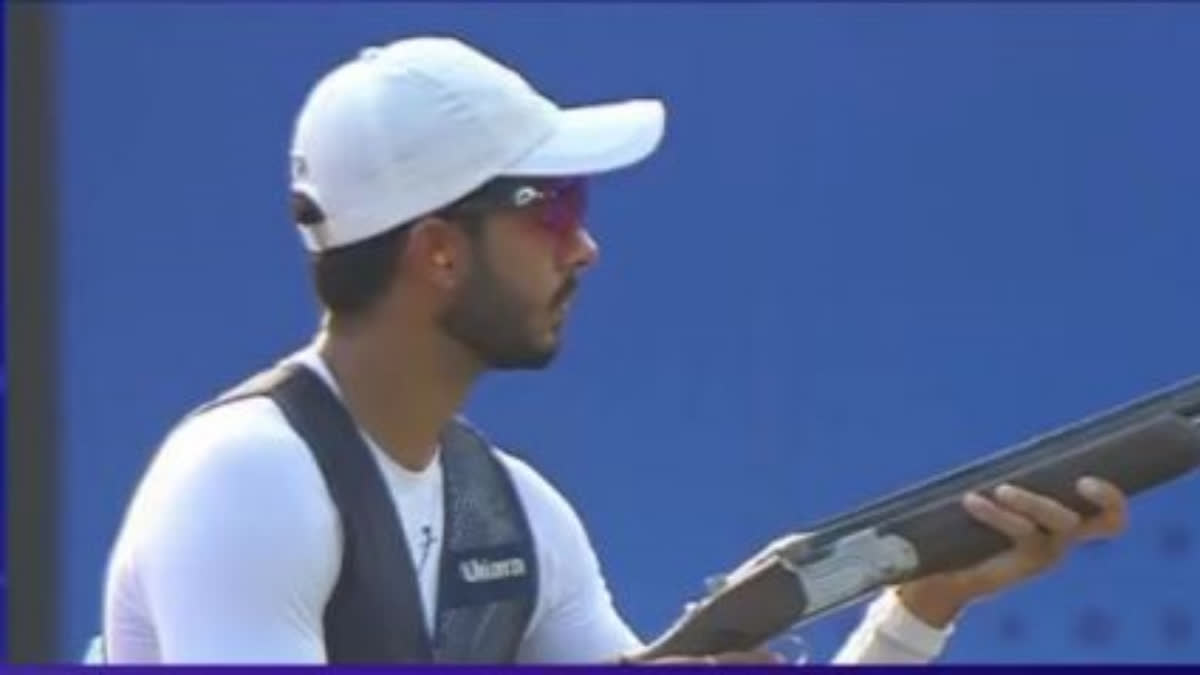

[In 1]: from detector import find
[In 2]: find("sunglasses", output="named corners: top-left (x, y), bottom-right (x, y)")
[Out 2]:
top-left (443, 177), bottom-right (589, 235)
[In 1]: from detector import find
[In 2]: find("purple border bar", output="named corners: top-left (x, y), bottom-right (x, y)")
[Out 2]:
top-left (1, 666), bottom-right (1193, 672)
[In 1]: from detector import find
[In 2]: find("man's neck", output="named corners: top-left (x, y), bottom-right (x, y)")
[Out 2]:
top-left (315, 318), bottom-right (482, 472)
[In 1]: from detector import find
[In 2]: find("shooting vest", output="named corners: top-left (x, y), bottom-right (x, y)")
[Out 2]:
top-left (193, 362), bottom-right (539, 663)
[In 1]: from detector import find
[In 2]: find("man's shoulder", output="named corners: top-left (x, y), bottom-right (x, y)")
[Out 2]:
top-left (112, 382), bottom-right (340, 581)
top-left (164, 392), bottom-right (306, 462)
top-left (489, 446), bottom-right (592, 545)
top-left (144, 392), bottom-right (331, 512)
top-left (490, 447), bottom-right (557, 502)
top-left (107, 385), bottom-right (342, 660)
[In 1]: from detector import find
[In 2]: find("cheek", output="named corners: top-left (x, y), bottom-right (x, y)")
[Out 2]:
top-left (499, 263), bottom-right (556, 311)
top-left (490, 222), bottom-right (562, 290)
top-left (471, 248), bottom-right (547, 314)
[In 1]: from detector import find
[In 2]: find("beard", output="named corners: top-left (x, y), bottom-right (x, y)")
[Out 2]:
top-left (437, 254), bottom-right (574, 371)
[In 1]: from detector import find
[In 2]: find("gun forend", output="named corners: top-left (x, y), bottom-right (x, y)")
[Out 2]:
top-left (801, 374), bottom-right (1200, 549)
top-left (880, 412), bottom-right (1200, 576)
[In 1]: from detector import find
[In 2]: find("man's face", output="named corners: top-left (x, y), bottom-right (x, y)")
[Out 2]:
top-left (436, 178), bottom-right (598, 370)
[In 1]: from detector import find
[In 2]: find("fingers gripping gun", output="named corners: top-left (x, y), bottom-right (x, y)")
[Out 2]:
top-left (635, 375), bottom-right (1200, 660)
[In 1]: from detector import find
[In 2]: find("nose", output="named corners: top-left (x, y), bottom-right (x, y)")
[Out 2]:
top-left (562, 226), bottom-right (600, 271)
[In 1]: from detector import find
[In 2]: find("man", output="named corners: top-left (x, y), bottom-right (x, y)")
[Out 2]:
top-left (99, 36), bottom-right (1128, 664)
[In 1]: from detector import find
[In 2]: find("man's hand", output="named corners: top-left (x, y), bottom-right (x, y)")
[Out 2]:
top-left (897, 476), bottom-right (1129, 628)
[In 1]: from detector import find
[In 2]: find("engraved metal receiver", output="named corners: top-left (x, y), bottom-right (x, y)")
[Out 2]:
top-left (779, 530), bottom-right (918, 616)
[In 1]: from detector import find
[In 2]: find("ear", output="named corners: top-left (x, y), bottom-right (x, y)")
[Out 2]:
top-left (402, 217), bottom-right (473, 291)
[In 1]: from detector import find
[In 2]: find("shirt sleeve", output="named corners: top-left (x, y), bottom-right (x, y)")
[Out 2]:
top-left (498, 454), bottom-right (644, 664)
top-left (106, 402), bottom-right (341, 663)
top-left (831, 587), bottom-right (954, 664)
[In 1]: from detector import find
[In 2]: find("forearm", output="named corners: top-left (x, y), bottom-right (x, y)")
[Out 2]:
top-left (832, 588), bottom-right (956, 664)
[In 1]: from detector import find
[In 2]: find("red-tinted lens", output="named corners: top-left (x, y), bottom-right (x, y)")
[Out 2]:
top-left (540, 179), bottom-right (588, 233)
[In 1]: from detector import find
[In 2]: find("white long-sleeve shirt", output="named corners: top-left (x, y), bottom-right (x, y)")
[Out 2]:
top-left (100, 345), bottom-right (953, 664)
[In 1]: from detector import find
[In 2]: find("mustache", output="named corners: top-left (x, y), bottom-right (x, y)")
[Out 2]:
top-left (551, 278), bottom-right (578, 308)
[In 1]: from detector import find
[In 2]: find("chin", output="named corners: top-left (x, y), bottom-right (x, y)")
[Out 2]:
top-left (483, 335), bottom-right (561, 371)
top-left (487, 350), bottom-right (558, 371)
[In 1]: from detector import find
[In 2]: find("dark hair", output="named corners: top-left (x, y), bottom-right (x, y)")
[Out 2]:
top-left (292, 190), bottom-right (488, 320)
top-left (293, 192), bottom-right (414, 319)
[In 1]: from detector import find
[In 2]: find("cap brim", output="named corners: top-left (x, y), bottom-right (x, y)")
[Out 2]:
top-left (503, 99), bottom-right (666, 177)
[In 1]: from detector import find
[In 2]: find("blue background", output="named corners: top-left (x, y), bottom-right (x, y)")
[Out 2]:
top-left (54, 2), bottom-right (1200, 663)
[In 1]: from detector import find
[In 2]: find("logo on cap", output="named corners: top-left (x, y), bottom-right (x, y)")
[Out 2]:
top-left (513, 186), bottom-right (541, 207)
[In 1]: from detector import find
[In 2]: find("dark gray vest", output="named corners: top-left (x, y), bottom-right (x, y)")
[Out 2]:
top-left (198, 362), bottom-right (539, 663)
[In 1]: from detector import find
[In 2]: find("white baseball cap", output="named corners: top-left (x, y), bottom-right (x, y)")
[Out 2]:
top-left (289, 36), bottom-right (667, 252)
